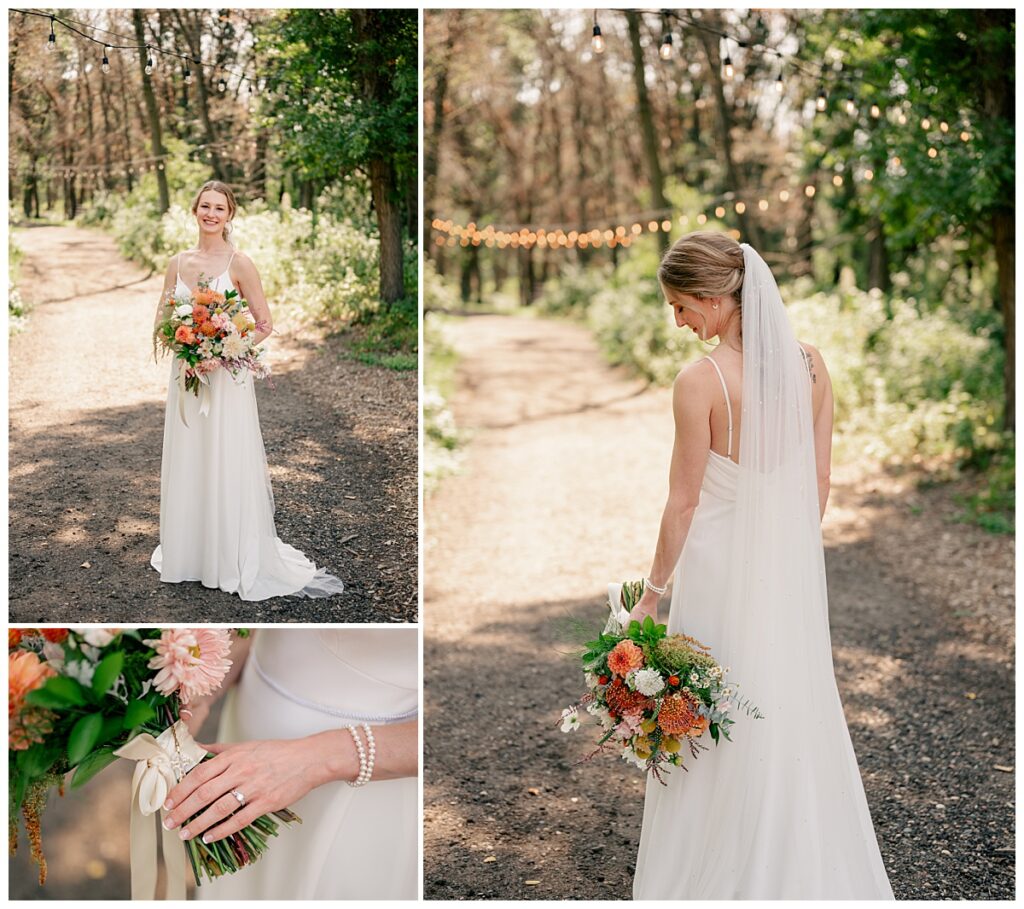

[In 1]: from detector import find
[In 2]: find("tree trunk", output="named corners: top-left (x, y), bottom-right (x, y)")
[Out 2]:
top-left (626, 11), bottom-right (669, 248)
top-left (993, 209), bottom-right (1014, 431)
top-left (352, 10), bottom-right (407, 307)
top-left (172, 10), bottom-right (226, 181)
top-left (866, 215), bottom-right (890, 293)
top-left (424, 17), bottom-right (454, 247)
top-left (370, 157), bottom-right (405, 306)
top-left (695, 21), bottom-right (763, 249)
top-left (133, 10), bottom-right (170, 213)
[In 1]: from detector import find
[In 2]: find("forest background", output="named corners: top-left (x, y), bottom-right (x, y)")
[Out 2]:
top-left (424, 7), bottom-right (1014, 534)
top-left (9, 7), bottom-right (419, 367)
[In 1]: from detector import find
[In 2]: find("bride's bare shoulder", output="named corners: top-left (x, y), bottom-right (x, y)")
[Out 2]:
top-left (797, 341), bottom-right (830, 387)
top-left (672, 358), bottom-right (716, 399)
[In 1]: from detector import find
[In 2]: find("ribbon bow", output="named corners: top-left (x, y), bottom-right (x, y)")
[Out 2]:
top-left (114, 721), bottom-right (207, 900)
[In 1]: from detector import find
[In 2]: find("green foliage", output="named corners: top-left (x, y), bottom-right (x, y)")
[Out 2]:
top-left (533, 264), bottom-right (1005, 470)
top-left (79, 177), bottom-right (384, 329)
top-left (345, 295), bottom-right (418, 370)
top-left (954, 437), bottom-right (1014, 534)
top-left (9, 235), bottom-right (28, 334)
top-left (424, 306), bottom-right (463, 494)
top-left (261, 9), bottom-right (418, 191)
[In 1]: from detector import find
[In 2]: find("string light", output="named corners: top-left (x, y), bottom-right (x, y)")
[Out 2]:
top-left (218, 76), bottom-right (228, 93)
top-left (845, 96), bottom-right (856, 115)
top-left (870, 103), bottom-right (881, 118)
top-left (723, 54), bottom-right (734, 80)
top-left (592, 11), bottom-right (604, 54)
top-left (775, 71), bottom-right (783, 94)
top-left (816, 87), bottom-right (827, 112)
top-left (17, 10), bottom-right (261, 102)
top-left (660, 32), bottom-right (674, 61)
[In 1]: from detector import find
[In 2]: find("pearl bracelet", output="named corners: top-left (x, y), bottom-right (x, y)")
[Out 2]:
top-left (345, 723), bottom-right (376, 788)
top-left (644, 576), bottom-right (668, 596)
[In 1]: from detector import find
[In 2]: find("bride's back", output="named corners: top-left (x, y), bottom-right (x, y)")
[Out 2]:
top-left (704, 340), bottom-right (829, 465)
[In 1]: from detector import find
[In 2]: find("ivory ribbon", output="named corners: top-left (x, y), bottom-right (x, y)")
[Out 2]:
top-left (176, 365), bottom-right (211, 428)
top-left (113, 721), bottom-right (207, 900)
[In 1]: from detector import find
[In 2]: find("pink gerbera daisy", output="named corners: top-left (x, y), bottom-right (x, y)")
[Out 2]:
top-left (145, 628), bottom-right (233, 705)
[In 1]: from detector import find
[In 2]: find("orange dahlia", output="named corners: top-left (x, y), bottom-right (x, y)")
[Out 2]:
top-left (9, 628), bottom-right (24, 648)
top-left (657, 692), bottom-right (706, 737)
top-left (607, 640), bottom-right (644, 677)
top-left (39, 629), bottom-right (68, 644)
top-left (604, 677), bottom-right (651, 717)
top-left (192, 303), bottom-right (210, 324)
top-left (9, 652), bottom-right (56, 750)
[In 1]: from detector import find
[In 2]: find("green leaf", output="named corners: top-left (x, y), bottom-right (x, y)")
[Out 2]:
top-left (68, 713), bottom-right (104, 767)
top-left (15, 744), bottom-right (58, 778)
top-left (25, 675), bottom-right (88, 708)
top-left (123, 700), bottom-right (157, 730)
top-left (91, 651), bottom-right (125, 697)
top-left (70, 748), bottom-right (118, 789)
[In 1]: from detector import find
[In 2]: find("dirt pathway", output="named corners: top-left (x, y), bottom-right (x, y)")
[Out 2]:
top-left (9, 224), bottom-right (417, 623)
top-left (424, 313), bottom-right (1014, 899)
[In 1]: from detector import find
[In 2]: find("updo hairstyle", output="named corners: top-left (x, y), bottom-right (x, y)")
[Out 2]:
top-left (657, 230), bottom-right (744, 304)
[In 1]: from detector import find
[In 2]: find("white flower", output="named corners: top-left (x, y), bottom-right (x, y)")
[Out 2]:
top-left (222, 333), bottom-right (247, 359)
top-left (173, 303), bottom-right (193, 319)
top-left (633, 668), bottom-right (666, 696)
top-left (584, 672), bottom-right (599, 689)
top-left (41, 641), bottom-right (65, 670)
top-left (560, 707), bottom-right (580, 733)
top-left (586, 702), bottom-right (613, 727)
top-left (64, 659), bottom-right (96, 687)
top-left (621, 746), bottom-right (648, 769)
top-left (689, 671), bottom-right (699, 684)
top-left (77, 627), bottom-right (116, 648)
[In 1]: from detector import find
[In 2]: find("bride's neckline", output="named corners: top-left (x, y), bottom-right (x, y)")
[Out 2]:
top-left (176, 268), bottom-right (232, 294)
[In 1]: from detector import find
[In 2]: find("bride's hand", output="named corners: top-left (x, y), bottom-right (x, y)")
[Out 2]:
top-left (162, 732), bottom-right (348, 845)
top-left (628, 589), bottom-right (661, 625)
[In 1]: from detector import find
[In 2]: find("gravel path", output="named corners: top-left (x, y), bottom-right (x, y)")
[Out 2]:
top-left (424, 312), bottom-right (1014, 900)
top-left (9, 224), bottom-right (417, 623)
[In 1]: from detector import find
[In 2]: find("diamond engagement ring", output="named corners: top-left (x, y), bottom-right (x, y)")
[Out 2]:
top-left (230, 789), bottom-right (245, 806)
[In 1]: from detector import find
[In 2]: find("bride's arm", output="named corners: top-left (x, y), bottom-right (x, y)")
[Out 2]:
top-left (630, 363), bottom-right (711, 624)
top-left (153, 255), bottom-right (179, 329)
top-left (162, 718), bottom-right (418, 845)
top-left (181, 632), bottom-right (253, 736)
top-left (231, 252), bottom-right (274, 345)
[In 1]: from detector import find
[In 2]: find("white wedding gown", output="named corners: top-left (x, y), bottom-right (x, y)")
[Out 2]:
top-left (197, 628), bottom-right (419, 900)
top-left (150, 257), bottom-right (344, 601)
top-left (633, 357), bottom-right (894, 899)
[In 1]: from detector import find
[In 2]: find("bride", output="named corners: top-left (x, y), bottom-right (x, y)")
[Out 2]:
top-left (150, 181), bottom-right (344, 601)
top-left (629, 232), bottom-right (894, 899)
top-left (162, 628), bottom-right (419, 900)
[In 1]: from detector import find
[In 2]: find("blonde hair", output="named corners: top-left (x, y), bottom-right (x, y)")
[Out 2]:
top-left (658, 231), bottom-right (744, 303)
top-left (190, 180), bottom-right (237, 242)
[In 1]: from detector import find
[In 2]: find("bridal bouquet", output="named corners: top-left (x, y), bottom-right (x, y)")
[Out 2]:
top-left (153, 280), bottom-right (271, 397)
top-left (9, 627), bottom-right (299, 891)
top-left (560, 581), bottom-right (763, 783)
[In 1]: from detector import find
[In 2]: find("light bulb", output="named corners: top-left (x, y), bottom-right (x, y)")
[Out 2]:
top-left (845, 97), bottom-right (855, 115)
top-left (723, 56), bottom-right (734, 80)
top-left (218, 77), bottom-right (227, 93)
top-left (870, 103), bottom-right (881, 118)
top-left (592, 25), bottom-right (605, 54)
top-left (775, 73), bottom-right (783, 94)
top-left (184, 66), bottom-right (193, 85)
top-left (102, 48), bottom-right (110, 74)
top-left (816, 89), bottom-right (827, 112)
top-left (46, 19), bottom-right (56, 52)
top-left (660, 34), bottom-right (673, 61)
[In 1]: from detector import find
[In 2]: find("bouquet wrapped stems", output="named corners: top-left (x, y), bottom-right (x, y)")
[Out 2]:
top-left (183, 798), bottom-right (301, 885)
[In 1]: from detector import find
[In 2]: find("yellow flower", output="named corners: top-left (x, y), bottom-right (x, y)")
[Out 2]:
top-left (232, 313), bottom-right (255, 334)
